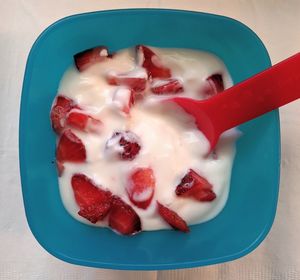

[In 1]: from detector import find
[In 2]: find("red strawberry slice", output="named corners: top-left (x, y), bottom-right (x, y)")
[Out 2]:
top-left (108, 196), bottom-right (141, 235)
top-left (112, 88), bottom-right (135, 115)
top-left (74, 46), bottom-right (109, 72)
top-left (50, 95), bottom-right (75, 134)
top-left (151, 79), bottom-right (184, 95)
top-left (127, 168), bottom-right (155, 209)
top-left (71, 174), bottom-right (112, 223)
top-left (106, 131), bottom-right (141, 160)
top-left (66, 111), bottom-right (102, 133)
top-left (203, 74), bottom-right (224, 96)
top-left (175, 169), bottom-right (216, 202)
top-left (157, 202), bottom-right (189, 233)
top-left (56, 129), bottom-right (86, 162)
top-left (107, 69), bottom-right (147, 92)
top-left (136, 45), bottom-right (171, 79)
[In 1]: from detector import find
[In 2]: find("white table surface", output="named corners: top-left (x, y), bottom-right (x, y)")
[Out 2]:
top-left (1, 0), bottom-right (300, 279)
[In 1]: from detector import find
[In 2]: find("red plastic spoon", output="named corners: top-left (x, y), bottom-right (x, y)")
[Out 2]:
top-left (169, 53), bottom-right (300, 152)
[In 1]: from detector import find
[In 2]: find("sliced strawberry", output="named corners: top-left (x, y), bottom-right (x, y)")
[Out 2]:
top-left (151, 79), bottom-right (184, 95)
top-left (107, 69), bottom-right (147, 92)
top-left (74, 46), bottom-right (109, 72)
top-left (66, 111), bottom-right (88, 130)
top-left (66, 111), bottom-right (102, 133)
top-left (175, 169), bottom-right (216, 202)
top-left (157, 202), bottom-right (189, 233)
top-left (112, 87), bottom-right (135, 115)
top-left (109, 196), bottom-right (141, 235)
top-left (127, 168), bottom-right (155, 209)
top-left (78, 203), bottom-right (111, 224)
top-left (136, 45), bottom-right (171, 79)
top-left (203, 74), bottom-right (224, 96)
top-left (106, 131), bottom-right (141, 161)
top-left (56, 129), bottom-right (86, 162)
top-left (71, 174), bottom-right (112, 223)
top-left (56, 160), bottom-right (64, 177)
top-left (50, 95), bottom-right (75, 134)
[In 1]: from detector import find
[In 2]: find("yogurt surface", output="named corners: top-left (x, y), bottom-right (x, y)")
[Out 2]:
top-left (56, 47), bottom-right (237, 231)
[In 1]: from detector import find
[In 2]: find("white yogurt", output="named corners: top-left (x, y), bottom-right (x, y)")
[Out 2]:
top-left (57, 47), bottom-right (237, 230)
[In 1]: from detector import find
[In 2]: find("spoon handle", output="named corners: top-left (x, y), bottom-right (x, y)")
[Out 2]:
top-left (205, 52), bottom-right (300, 133)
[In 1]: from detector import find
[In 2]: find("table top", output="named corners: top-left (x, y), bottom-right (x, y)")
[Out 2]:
top-left (1, 1), bottom-right (300, 279)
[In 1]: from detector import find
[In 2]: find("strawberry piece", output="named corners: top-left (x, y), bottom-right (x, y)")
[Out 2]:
top-left (56, 160), bottom-right (64, 177)
top-left (175, 169), bottom-right (216, 202)
top-left (203, 74), bottom-right (224, 96)
top-left (74, 46), bottom-right (109, 72)
top-left (107, 69), bottom-right (147, 92)
top-left (127, 168), bottom-right (155, 209)
top-left (66, 111), bottom-right (88, 130)
top-left (109, 196), bottom-right (141, 235)
top-left (50, 95), bottom-right (75, 134)
top-left (151, 79), bottom-right (184, 95)
top-left (56, 129), bottom-right (86, 162)
top-left (136, 45), bottom-right (171, 79)
top-left (106, 131), bottom-right (141, 160)
top-left (66, 111), bottom-right (102, 133)
top-left (71, 174), bottom-right (112, 223)
top-left (157, 202), bottom-right (189, 233)
top-left (78, 204), bottom-right (111, 224)
top-left (112, 87), bottom-right (135, 115)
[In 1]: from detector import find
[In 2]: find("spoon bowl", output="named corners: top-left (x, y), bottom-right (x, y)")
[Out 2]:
top-left (170, 53), bottom-right (300, 152)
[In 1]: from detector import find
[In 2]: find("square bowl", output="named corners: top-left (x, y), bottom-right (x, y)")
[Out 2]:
top-left (19, 9), bottom-right (280, 270)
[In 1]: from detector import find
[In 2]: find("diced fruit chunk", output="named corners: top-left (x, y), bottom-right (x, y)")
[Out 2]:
top-left (66, 111), bottom-right (102, 133)
top-left (107, 69), bottom-right (147, 92)
top-left (106, 131), bottom-right (141, 160)
top-left (109, 196), bottom-right (141, 235)
top-left (71, 174), bottom-right (112, 223)
top-left (56, 129), bottom-right (86, 162)
top-left (112, 87), bottom-right (135, 114)
top-left (175, 169), bottom-right (216, 201)
top-left (127, 168), bottom-right (155, 209)
top-left (151, 79), bottom-right (184, 95)
top-left (136, 45), bottom-right (171, 79)
top-left (157, 202), bottom-right (189, 233)
top-left (203, 74), bottom-right (224, 96)
top-left (74, 46), bottom-right (109, 72)
top-left (50, 95), bottom-right (75, 134)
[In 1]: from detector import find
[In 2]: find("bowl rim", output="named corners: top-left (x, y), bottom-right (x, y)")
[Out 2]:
top-left (19, 8), bottom-right (280, 270)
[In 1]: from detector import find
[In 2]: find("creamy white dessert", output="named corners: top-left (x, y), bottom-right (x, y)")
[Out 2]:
top-left (51, 46), bottom-right (237, 234)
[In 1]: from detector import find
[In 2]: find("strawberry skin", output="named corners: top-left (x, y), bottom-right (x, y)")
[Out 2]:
top-left (66, 111), bottom-right (89, 130)
top-left (66, 111), bottom-right (102, 133)
top-left (203, 74), bottom-right (224, 96)
top-left (107, 70), bottom-right (147, 92)
top-left (74, 46), bottom-right (109, 72)
top-left (175, 169), bottom-right (216, 202)
top-left (56, 129), bottom-right (86, 162)
top-left (157, 202), bottom-right (189, 233)
top-left (118, 131), bottom-right (141, 160)
top-left (50, 95), bottom-right (75, 134)
top-left (109, 196), bottom-right (141, 235)
top-left (71, 174), bottom-right (112, 223)
top-left (136, 45), bottom-right (171, 79)
top-left (106, 131), bottom-right (141, 161)
top-left (151, 79), bottom-right (184, 95)
top-left (127, 168), bottom-right (155, 209)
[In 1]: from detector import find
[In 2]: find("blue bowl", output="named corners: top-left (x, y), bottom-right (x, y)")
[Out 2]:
top-left (19, 9), bottom-right (280, 270)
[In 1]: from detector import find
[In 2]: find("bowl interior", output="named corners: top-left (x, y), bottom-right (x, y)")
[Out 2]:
top-left (20, 9), bottom-right (279, 270)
